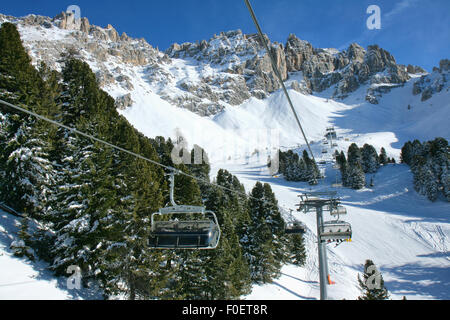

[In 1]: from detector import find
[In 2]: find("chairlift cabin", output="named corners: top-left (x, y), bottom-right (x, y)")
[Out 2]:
top-left (285, 220), bottom-right (307, 234)
top-left (319, 220), bottom-right (352, 242)
top-left (149, 170), bottom-right (221, 250)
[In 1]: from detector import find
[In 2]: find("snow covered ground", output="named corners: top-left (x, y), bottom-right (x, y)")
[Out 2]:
top-left (211, 157), bottom-right (450, 300)
top-left (0, 211), bottom-right (102, 300)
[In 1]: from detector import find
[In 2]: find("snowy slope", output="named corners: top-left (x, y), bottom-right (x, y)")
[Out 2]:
top-left (211, 157), bottom-right (450, 300)
top-left (0, 211), bottom-right (101, 300)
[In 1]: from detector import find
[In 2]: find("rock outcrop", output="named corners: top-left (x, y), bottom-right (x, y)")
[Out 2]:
top-left (115, 93), bottom-right (134, 110)
top-left (412, 59), bottom-right (449, 101)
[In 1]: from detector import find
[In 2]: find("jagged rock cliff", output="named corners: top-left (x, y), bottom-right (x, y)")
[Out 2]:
top-left (413, 59), bottom-right (449, 101)
top-left (0, 11), bottom-right (442, 114)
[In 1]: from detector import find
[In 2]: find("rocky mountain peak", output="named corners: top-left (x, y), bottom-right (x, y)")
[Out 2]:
top-left (1, 11), bottom-right (437, 115)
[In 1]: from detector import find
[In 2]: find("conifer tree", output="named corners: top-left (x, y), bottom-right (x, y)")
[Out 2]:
top-left (361, 144), bottom-right (379, 173)
top-left (288, 233), bottom-right (306, 266)
top-left (347, 162), bottom-right (366, 189)
top-left (379, 147), bottom-right (388, 165)
top-left (401, 141), bottom-right (413, 165)
top-left (357, 260), bottom-right (389, 300)
top-left (303, 150), bottom-right (320, 185)
top-left (243, 182), bottom-right (287, 283)
top-left (347, 143), bottom-right (362, 166)
top-left (0, 23), bottom-right (58, 219)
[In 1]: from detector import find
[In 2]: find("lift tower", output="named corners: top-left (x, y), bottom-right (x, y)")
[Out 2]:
top-left (296, 192), bottom-right (351, 300)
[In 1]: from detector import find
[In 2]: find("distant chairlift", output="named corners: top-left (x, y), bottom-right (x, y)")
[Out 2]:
top-left (285, 220), bottom-right (307, 234)
top-left (319, 220), bottom-right (352, 243)
top-left (325, 127), bottom-right (337, 140)
top-left (330, 205), bottom-right (347, 217)
top-left (284, 209), bottom-right (307, 234)
top-left (149, 170), bottom-right (221, 249)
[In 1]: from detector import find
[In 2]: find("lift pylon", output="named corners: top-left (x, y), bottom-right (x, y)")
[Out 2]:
top-left (297, 191), bottom-right (351, 300)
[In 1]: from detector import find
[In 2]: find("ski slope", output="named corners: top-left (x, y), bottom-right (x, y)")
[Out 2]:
top-left (211, 157), bottom-right (450, 300)
top-left (0, 211), bottom-right (102, 300)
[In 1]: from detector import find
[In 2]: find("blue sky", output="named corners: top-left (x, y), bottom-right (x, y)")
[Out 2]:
top-left (1, 0), bottom-right (449, 71)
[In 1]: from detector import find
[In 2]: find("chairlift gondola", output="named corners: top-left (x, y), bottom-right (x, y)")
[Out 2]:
top-left (149, 170), bottom-right (221, 249)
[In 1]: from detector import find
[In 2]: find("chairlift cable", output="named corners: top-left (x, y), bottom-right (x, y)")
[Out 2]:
top-left (243, 0), bottom-right (316, 164)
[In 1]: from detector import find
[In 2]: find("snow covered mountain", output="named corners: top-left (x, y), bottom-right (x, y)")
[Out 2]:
top-left (0, 11), bottom-right (449, 300)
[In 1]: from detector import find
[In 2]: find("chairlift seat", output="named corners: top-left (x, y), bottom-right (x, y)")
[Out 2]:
top-left (319, 220), bottom-right (352, 241)
top-left (149, 219), bottom-right (220, 249)
top-left (149, 205), bottom-right (221, 249)
top-left (285, 221), bottom-right (306, 234)
top-left (330, 206), bottom-right (347, 216)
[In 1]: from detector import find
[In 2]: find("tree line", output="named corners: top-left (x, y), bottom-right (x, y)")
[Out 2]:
top-left (401, 138), bottom-right (449, 202)
top-left (335, 143), bottom-right (394, 189)
top-left (270, 149), bottom-right (321, 185)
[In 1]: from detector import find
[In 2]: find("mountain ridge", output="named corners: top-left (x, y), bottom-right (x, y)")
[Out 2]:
top-left (1, 11), bottom-right (446, 117)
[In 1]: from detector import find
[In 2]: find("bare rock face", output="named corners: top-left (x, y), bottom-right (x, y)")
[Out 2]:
top-left (407, 64), bottom-right (426, 74)
top-left (165, 30), bottom-right (289, 104)
top-left (96, 68), bottom-right (116, 87)
top-left (115, 93), bottom-right (134, 110)
top-left (290, 80), bottom-right (312, 95)
top-left (440, 59), bottom-right (450, 72)
top-left (412, 59), bottom-right (449, 101)
top-left (285, 34), bottom-right (314, 72)
top-left (290, 41), bottom-right (411, 98)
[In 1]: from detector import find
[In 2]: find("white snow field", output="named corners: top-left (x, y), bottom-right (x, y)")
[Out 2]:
top-left (0, 211), bottom-right (102, 300)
